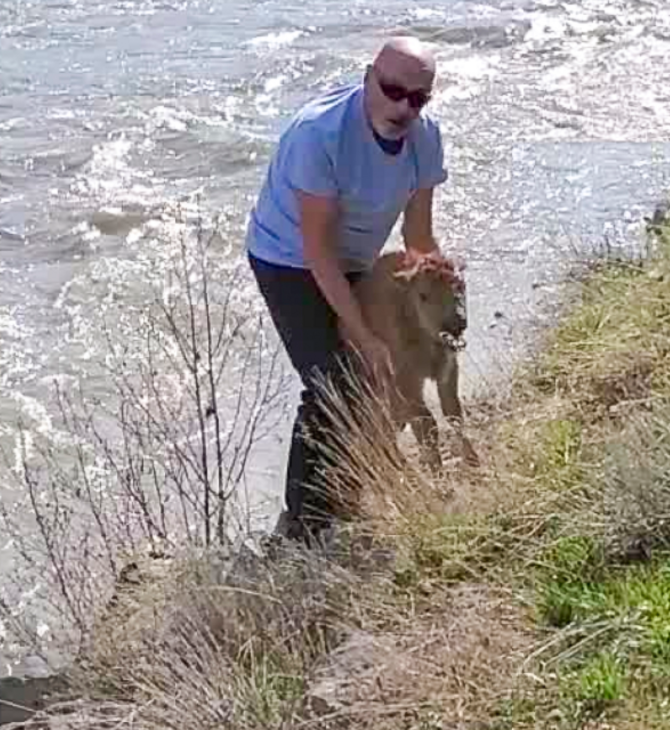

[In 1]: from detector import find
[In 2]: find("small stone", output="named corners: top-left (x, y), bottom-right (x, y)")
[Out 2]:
top-left (307, 683), bottom-right (344, 716)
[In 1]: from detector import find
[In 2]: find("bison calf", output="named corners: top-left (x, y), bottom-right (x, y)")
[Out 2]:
top-left (345, 249), bottom-right (478, 471)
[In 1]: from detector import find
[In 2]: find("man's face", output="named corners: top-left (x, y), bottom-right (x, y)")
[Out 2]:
top-left (365, 62), bottom-right (434, 140)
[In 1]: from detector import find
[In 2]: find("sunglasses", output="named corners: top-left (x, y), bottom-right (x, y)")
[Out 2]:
top-left (373, 69), bottom-right (432, 110)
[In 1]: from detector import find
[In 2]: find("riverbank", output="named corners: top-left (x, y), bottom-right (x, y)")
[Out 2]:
top-left (3, 204), bottom-right (669, 729)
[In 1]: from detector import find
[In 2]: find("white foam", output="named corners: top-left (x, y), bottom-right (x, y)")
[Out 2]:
top-left (149, 106), bottom-right (188, 132)
top-left (264, 75), bottom-right (288, 93)
top-left (435, 83), bottom-right (483, 103)
top-left (126, 227), bottom-right (143, 245)
top-left (11, 394), bottom-right (54, 436)
top-left (46, 108), bottom-right (78, 121)
top-left (439, 54), bottom-right (501, 80)
top-left (254, 95), bottom-right (281, 118)
top-left (0, 117), bottom-right (25, 132)
top-left (0, 311), bottom-right (27, 340)
top-left (72, 136), bottom-right (135, 199)
top-left (409, 7), bottom-right (446, 20)
top-left (524, 15), bottom-right (568, 44)
top-left (246, 30), bottom-right (304, 49)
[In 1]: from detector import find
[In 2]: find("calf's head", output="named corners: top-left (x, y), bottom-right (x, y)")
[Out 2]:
top-left (394, 251), bottom-right (467, 344)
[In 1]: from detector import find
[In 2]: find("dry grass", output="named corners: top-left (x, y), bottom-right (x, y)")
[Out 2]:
top-left (7, 545), bottom-right (530, 730)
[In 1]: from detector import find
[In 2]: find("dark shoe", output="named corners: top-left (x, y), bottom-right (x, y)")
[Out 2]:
top-left (257, 511), bottom-right (307, 561)
top-left (273, 510), bottom-right (335, 550)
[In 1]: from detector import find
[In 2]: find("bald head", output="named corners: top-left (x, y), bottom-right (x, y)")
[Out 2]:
top-left (373, 37), bottom-right (436, 82)
top-left (364, 36), bottom-right (436, 140)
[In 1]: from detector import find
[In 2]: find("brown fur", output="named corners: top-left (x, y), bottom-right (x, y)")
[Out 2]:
top-left (345, 250), bottom-right (478, 470)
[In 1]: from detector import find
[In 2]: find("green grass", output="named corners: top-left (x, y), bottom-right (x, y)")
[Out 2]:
top-left (488, 216), bottom-right (670, 727)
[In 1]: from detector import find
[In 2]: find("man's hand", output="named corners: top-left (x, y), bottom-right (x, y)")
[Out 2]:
top-left (339, 322), bottom-right (394, 387)
top-left (358, 333), bottom-right (394, 386)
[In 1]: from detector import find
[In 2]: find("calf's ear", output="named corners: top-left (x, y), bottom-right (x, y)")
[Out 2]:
top-left (393, 251), bottom-right (422, 283)
top-left (392, 269), bottom-right (414, 283)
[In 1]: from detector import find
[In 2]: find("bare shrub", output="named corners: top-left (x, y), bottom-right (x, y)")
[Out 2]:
top-left (598, 405), bottom-right (670, 562)
top-left (0, 207), bottom-right (291, 671)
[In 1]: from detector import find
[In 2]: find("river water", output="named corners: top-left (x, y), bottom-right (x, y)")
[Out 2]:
top-left (1, 0), bottom-right (669, 676)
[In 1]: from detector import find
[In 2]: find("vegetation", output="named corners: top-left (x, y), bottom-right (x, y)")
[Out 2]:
top-left (1, 205), bottom-right (669, 729)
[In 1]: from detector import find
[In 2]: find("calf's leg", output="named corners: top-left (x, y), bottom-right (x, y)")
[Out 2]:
top-left (436, 351), bottom-right (479, 466)
top-left (397, 375), bottom-right (442, 472)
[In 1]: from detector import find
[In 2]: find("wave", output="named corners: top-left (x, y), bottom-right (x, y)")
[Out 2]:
top-left (404, 18), bottom-right (532, 49)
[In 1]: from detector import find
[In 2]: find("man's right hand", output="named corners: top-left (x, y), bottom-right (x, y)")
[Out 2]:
top-left (358, 333), bottom-right (394, 386)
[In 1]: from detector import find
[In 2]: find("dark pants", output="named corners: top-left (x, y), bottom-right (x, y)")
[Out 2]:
top-left (248, 252), bottom-right (362, 542)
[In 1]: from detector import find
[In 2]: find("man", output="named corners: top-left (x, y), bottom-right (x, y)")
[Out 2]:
top-left (246, 36), bottom-right (448, 544)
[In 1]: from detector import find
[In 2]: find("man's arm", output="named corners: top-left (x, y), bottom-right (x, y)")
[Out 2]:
top-left (298, 191), bottom-right (393, 377)
top-left (402, 187), bottom-right (440, 255)
top-left (299, 191), bottom-right (369, 344)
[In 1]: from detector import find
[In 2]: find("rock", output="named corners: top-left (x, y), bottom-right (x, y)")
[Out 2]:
top-left (89, 207), bottom-right (151, 236)
top-left (304, 630), bottom-right (399, 718)
top-left (0, 674), bottom-right (67, 726)
top-left (645, 201), bottom-right (670, 235)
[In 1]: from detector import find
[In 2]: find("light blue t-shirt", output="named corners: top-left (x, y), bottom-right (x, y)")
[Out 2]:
top-left (246, 84), bottom-right (448, 272)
